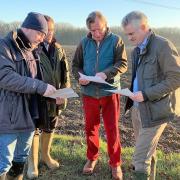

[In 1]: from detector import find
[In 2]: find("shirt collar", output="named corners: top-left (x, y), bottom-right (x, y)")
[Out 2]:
top-left (138, 35), bottom-right (149, 52)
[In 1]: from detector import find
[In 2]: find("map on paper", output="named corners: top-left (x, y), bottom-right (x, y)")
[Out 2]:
top-left (78, 72), bottom-right (113, 86)
top-left (47, 88), bottom-right (79, 99)
top-left (105, 88), bottom-right (134, 97)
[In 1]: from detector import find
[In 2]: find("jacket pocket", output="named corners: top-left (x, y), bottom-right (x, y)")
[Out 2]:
top-left (0, 94), bottom-right (14, 126)
top-left (83, 57), bottom-right (96, 75)
top-left (142, 57), bottom-right (161, 89)
top-left (7, 95), bottom-right (17, 124)
top-left (143, 57), bottom-right (158, 79)
top-left (147, 95), bottom-right (173, 122)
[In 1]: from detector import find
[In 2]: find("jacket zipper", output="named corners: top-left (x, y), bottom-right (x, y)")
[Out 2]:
top-left (95, 42), bottom-right (100, 97)
top-left (9, 98), bottom-right (14, 124)
top-left (95, 42), bottom-right (100, 73)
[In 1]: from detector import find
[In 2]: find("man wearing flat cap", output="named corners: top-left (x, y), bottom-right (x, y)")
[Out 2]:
top-left (0, 12), bottom-right (57, 180)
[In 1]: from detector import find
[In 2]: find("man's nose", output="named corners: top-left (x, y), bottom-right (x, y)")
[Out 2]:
top-left (94, 31), bottom-right (101, 36)
top-left (128, 35), bottom-right (132, 41)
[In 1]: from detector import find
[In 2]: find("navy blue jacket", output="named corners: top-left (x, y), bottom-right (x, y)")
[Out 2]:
top-left (0, 31), bottom-right (47, 133)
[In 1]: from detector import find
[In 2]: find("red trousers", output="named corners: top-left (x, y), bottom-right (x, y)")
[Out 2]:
top-left (82, 94), bottom-right (121, 167)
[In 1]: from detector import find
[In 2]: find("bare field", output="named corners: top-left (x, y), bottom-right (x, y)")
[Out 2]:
top-left (56, 45), bottom-right (180, 153)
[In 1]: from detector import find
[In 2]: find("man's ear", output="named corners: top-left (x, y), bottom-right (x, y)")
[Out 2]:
top-left (141, 23), bottom-right (149, 32)
top-left (140, 24), bottom-right (146, 31)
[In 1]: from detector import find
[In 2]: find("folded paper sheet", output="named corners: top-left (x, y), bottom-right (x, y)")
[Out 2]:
top-left (105, 88), bottom-right (134, 97)
top-left (79, 72), bottom-right (112, 86)
top-left (47, 88), bottom-right (79, 99)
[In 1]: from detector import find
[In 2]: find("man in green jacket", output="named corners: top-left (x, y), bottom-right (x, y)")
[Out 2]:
top-left (122, 11), bottom-right (180, 179)
top-left (27, 15), bottom-right (70, 179)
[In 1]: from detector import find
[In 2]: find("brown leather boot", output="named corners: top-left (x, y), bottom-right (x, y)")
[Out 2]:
top-left (27, 134), bottom-right (39, 179)
top-left (82, 160), bottom-right (98, 174)
top-left (41, 132), bottom-right (59, 169)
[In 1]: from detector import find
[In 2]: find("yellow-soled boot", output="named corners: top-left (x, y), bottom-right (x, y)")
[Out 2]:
top-left (41, 132), bottom-right (59, 169)
top-left (27, 134), bottom-right (39, 179)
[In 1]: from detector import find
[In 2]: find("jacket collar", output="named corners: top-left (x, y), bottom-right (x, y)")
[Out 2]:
top-left (8, 29), bottom-right (34, 53)
top-left (138, 29), bottom-right (155, 56)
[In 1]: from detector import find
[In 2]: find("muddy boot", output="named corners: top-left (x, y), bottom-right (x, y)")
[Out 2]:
top-left (149, 155), bottom-right (157, 180)
top-left (41, 132), bottom-right (59, 169)
top-left (7, 161), bottom-right (25, 180)
top-left (0, 174), bottom-right (6, 180)
top-left (27, 134), bottom-right (39, 179)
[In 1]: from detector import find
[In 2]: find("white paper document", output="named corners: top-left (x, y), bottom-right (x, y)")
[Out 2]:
top-left (47, 88), bottom-right (79, 99)
top-left (79, 72), bottom-right (112, 86)
top-left (105, 88), bottom-right (134, 97)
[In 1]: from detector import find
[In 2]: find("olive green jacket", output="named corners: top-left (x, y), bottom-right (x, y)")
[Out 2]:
top-left (39, 40), bottom-right (70, 117)
top-left (125, 32), bottom-right (180, 127)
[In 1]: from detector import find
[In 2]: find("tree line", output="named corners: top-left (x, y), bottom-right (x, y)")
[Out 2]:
top-left (0, 21), bottom-right (180, 47)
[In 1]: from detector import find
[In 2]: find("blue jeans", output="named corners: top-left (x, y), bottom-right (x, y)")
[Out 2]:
top-left (0, 131), bottom-right (34, 175)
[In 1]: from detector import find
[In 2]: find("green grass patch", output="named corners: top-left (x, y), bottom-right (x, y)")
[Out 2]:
top-left (27, 134), bottom-right (180, 180)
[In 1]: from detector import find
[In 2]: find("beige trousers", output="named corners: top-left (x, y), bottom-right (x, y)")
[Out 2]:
top-left (131, 107), bottom-right (167, 178)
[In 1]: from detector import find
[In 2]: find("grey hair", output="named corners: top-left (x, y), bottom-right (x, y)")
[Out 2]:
top-left (121, 11), bottom-right (148, 28)
top-left (86, 11), bottom-right (107, 29)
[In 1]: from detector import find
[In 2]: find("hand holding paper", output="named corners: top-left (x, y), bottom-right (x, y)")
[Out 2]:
top-left (79, 77), bottom-right (90, 85)
top-left (43, 84), bottom-right (56, 97)
top-left (130, 91), bottom-right (144, 102)
top-left (56, 97), bottom-right (65, 105)
top-left (46, 88), bottom-right (78, 99)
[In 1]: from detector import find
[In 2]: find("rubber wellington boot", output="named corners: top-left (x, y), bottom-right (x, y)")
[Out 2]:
top-left (0, 173), bottom-right (6, 180)
top-left (41, 132), bottom-right (59, 169)
top-left (27, 134), bottom-right (39, 179)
